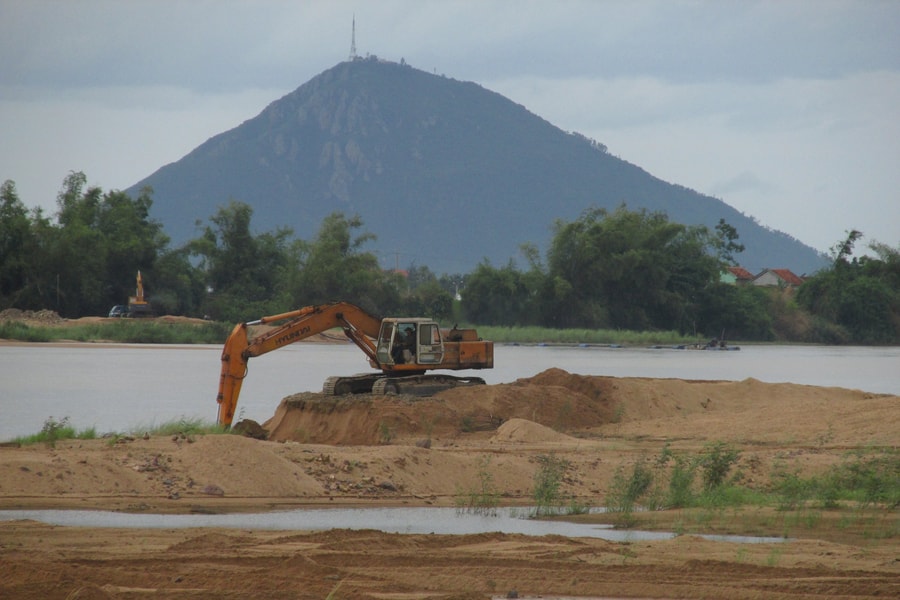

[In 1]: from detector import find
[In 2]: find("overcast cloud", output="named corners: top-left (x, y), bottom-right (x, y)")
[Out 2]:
top-left (2, 0), bottom-right (898, 257)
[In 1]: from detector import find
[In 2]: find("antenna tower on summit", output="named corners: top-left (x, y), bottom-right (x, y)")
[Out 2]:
top-left (349, 15), bottom-right (357, 60)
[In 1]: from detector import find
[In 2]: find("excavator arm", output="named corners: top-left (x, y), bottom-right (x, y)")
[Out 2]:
top-left (216, 302), bottom-right (383, 426)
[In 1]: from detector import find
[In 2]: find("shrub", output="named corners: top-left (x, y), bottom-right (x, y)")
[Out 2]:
top-left (606, 457), bottom-right (654, 524)
top-left (455, 455), bottom-right (499, 515)
top-left (698, 441), bottom-right (741, 491)
top-left (667, 455), bottom-right (698, 508)
top-left (771, 465), bottom-right (810, 511)
top-left (532, 454), bottom-right (568, 516)
top-left (834, 448), bottom-right (900, 508)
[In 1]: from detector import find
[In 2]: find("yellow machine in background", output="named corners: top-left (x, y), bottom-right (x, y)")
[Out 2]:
top-left (127, 271), bottom-right (154, 317)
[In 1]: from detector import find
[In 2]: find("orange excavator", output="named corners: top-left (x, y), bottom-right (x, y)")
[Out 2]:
top-left (216, 301), bottom-right (494, 427)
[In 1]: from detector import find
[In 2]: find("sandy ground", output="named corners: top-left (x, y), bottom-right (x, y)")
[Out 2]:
top-left (2, 366), bottom-right (898, 599)
top-left (1, 316), bottom-right (898, 598)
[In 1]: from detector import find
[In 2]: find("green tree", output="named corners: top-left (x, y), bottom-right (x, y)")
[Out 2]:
top-left (797, 232), bottom-right (900, 344)
top-left (150, 247), bottom-right (207, 316)
top-left (712, 218), bottom-right (745, 265)
top-left (48, 173), bottom-right (107, 315)
top-left (831, 229), bottom-right (863, 264)
top-left (2, 174), bottom-right (173, 316)
top-left (836, 274), bottom-right (896, 343)
top-left (695, 282), bottom-right (773, 341)
top-left (22, 173), bottom-right (169, 317)
top-left (0, 181), bottom-right (38, 308)
top-left (400, 265), bottom-right (454, 321)
top-left (544, 206), bottom-right (722, 331)
top-left (461, 259), bottom-right (531, 326)
top-left (290, 212), bottom-right (401, 314)
top-left (189, 201), bottom-right (295, 321)
top-left (97, 188), bottom-right (168, 305)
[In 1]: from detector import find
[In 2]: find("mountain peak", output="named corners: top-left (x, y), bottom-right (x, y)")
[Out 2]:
top-left (129, 59), bottom-right (826, 275)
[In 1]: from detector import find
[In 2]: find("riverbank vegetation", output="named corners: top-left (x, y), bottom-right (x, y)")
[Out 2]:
top-left (603, 442), bottom-right (900, 519)
top-left (2, 175), bottom-right (898, 344)
top-left (9, 416), bottom-right (226, 447)
top-left (0, 317), bottom-right (699, 346)
top-left (0, 319), bottom-right (230, 344)
top-left (527, 441), bottom-right (899, 545)
top-left (590, 443), bottom-right (900, 545)
top-left (477, 325), bottom-right (694, 347)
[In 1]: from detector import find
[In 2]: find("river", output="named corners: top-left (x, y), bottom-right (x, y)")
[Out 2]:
top-left (0, 506), bottom-right (786, 544)
top-left (1, 342), bottom-right (898, 441)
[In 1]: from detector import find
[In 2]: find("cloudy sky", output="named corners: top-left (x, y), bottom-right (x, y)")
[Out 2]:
top-left (2, 0), bottom-right (898, 257)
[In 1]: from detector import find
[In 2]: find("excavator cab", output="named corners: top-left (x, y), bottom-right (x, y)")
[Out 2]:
top-left (376, 318), bottom-right (445, 367)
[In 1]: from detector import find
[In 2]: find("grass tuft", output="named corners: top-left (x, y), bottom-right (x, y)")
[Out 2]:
top-left (10, 416), bottom-right (228, 446)
top-left (12, 416), bottom-right (97, 446)
top-left (455, 455), bottom-right (500, 516)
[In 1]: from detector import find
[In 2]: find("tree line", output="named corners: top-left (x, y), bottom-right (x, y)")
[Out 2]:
top-left (1, 174), bottom-right (897, 343)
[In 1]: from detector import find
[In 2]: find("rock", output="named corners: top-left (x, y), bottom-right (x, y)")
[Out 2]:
top-left (200, 484), bottom-right (225, 497)
top-left (233, 419), bottom-right (269, 440)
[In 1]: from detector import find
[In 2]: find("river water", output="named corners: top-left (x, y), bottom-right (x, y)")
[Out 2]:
top-left (1, 342), bottom-right (898, 441)
top-left (0, 506), bottom-right (786, 544)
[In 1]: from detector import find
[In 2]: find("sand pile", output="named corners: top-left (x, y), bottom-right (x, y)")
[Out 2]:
top-left (490, 418), bottom-right (575, 443)
top-left (263, 368), bottom-right (619, 445)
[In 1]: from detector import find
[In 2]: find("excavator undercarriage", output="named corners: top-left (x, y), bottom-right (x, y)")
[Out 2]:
top-left (322, 373), bottom-right (487, 397)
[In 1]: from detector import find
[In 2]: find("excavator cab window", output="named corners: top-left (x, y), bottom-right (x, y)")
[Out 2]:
top-left (376, 319), bottom-right (445, 366)
top-left (376, 322), bottom-right (396, 364)
top-left (389, 322), bottom-right (417, 364)
top-left (416, 323), bottom-right (444, 364)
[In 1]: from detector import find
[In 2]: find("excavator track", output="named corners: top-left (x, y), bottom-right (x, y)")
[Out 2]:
top-left (322, 374), bottom-right (486, 396)
top-left (322, 374), bottom-right (383, 396)
top-left (371, 374), bottom-right (486, 396)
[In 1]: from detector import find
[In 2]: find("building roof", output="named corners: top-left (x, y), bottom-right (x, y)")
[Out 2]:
top-left (727, 266), bottom-right (755, 281)
top-left (755, 268), bottom-right (805, 286)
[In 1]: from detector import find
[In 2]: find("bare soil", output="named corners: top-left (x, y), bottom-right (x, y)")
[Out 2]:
top-left (1, 350), bottom-right (898, 598)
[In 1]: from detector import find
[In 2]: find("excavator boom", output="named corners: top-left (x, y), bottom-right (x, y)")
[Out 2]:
top-left (216, 302), bottom-right (382, 426)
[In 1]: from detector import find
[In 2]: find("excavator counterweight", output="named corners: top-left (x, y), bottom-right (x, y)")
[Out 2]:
top-left (215, 302), bottom-right (493, 427)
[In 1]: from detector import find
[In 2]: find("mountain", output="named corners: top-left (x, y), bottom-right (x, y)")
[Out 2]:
top-left (127, 57), bottom-right (827, 276)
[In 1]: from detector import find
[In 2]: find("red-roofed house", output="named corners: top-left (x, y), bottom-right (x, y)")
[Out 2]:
top-left (752, 268), bottom-right (804, 288)
top-left (726, 266), bottom-right (755, 285)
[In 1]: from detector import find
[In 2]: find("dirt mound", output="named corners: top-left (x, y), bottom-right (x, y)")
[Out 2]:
top-left (519, 366), bottom-right (617, 402)
top-left (491, 418), bottom-right (575, 443)
top-left (264, 369), bottom-right (618, 444)
top-left (232, 418), bottom-right (268, 440)
top-left (262, 368), bottom-right (899, 451)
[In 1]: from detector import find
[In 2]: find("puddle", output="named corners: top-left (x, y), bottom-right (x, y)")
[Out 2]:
top-left (0, 506), bottom-right (786, 544)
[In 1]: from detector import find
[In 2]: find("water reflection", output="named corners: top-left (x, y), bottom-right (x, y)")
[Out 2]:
top-left (0, 506), bottom-right (786, 544)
